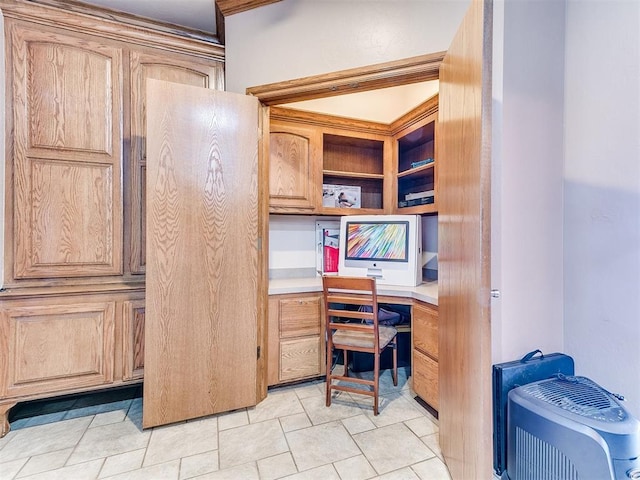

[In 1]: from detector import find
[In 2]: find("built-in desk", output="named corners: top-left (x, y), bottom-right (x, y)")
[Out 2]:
top-left (269, 278), bottom-right (438, 305)
top-left (268, 277), bottom-right (439, 411)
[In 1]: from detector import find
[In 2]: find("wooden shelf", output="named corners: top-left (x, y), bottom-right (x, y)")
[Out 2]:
top-left (323, 170), bottom-right (384, 180)
top-left (397, 162), bottom-right (435, 179)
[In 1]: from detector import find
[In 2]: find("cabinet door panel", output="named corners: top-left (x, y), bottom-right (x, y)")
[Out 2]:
top-left (10, 23), bottom-right (123, 279)
top-left (280, 336), bottom-right (322, 381)
top-left (128, 51), bottom-right (223, 275)
top-left (122, 300), bottom-right (145, 381)
top-left (269, 122), bottom-right (319, 212)
top-left (0, 301), bottom-right (115, 397)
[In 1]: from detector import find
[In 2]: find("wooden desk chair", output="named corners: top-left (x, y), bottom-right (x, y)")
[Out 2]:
top-left (322, 275), bottom-right (398, 415)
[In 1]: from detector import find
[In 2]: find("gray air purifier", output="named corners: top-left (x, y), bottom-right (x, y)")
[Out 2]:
top-left (507, 375), bottom-right (640, 480)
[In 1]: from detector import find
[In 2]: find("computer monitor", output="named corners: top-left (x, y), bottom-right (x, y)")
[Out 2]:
top-left (338, 214), bottom-right (422, 286)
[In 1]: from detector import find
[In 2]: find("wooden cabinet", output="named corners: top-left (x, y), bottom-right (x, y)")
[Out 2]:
top-left (412, 301), bottom-right (439, 410)
top-left (9, 23), bottom-right (124, 279)
top-left (268, 107), bottom-right (392, 214)
top-left (268, 97), bottom-right (438, 215)
top-left (269, 120), bottom-right (320, 213)
top-left (128, 50), bottom-right (223, 274)
top-left (268, 293), bottom-right (325, 385)
top-left (392, 95), bottom-right (439, 215)
top-left (0, 0), bottom-right (225, 436)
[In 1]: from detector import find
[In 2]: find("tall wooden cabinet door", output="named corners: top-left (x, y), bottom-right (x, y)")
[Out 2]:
top-left (8, 23), bottom-right (123, 279)
top-left (437, 0), bottom-right (493, 479)
top-left (268, 121), bottom-right (320, 212)
top-left (128, 51), bottom-right (224, 275)
top-left (144, 79), bottom-right (261, 429)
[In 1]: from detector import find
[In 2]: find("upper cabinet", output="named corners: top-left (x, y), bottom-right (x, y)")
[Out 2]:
top-left (1, 1), bottom-right (225, 285)
top-left (267, 96), bottom-right (438, 216)
top-left (9, 23), bottom-right (124, 279)
top-left (392, 95), bottom-right (439, 215)
top-left (269, 120), bottom-right (320, 212)
top-left (128, 51), bottom-right (223, 274)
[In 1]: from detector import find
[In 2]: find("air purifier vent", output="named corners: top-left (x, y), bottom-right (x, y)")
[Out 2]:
top-left (519, 375), bottom-right (626, 422)
top-left (514, 426), bottom-right (578, 480)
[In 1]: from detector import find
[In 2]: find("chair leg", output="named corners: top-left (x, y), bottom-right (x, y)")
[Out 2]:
top-left (326, 343), bottom-right (333, 408)
top-left (373, 353), bottom-right (380, 415)
top-left (392, 341), bottom-right (398, 387)
top-left (343, 350), bottom-right (348, 377)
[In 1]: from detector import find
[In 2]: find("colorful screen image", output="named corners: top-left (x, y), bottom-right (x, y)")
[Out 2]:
top-left (345, 221), bottom-right (409, 262)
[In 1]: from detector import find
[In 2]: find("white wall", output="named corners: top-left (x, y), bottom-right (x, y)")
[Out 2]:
top-left (225, 0), bottom-right (470, 94)
top-left (563, 0), bottom-right (640, 417)
top-left (491, 0), bottom-right (566, 363)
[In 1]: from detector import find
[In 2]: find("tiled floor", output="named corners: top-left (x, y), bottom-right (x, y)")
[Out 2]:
top-left (0, 367), bottom-right (451, 480)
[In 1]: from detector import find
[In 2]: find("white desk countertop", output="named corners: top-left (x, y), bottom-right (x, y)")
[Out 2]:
top-left (269, 277), bottom-right (438, 306)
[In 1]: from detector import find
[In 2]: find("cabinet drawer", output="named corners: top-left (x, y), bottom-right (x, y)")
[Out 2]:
top-left (278, 296), bottom-right (322, 338)
top-left (413, 302), bottom-right (438, 359)
top-left (280, 336), bottom-right (324, 381)
top-left (413, 349), bottom-right (438, 410)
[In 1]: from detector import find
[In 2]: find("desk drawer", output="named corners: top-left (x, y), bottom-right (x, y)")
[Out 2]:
top-left (280, 336), bottom-right (323, 381)
top-left (413, 349), bottom-right (438, 410)
top-left (278, 295), bottom-right (322, 338)
top-left (413, 302), bottom-right (438, 359)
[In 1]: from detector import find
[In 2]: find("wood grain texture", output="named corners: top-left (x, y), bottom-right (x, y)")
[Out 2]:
top-left (143, 80), bottom-right (260, 428)
top-left (278, 296), bottom-right (322, 338)
top-left (122, 299), bottom-right (145, 381)
top-left (412, 302), bottom-right (438, 360)
top-left (437, 0), bottom-right (493, 479)
top-left (0, 0), bottom-right (224, 58)
top-left (279, 336), bottom-right (322, 381)
top-left (216, 0), bottom-right (282, 17)
top-left (0, 301), bottom-right (115, 398)
top-left (248, 52), bottom-right (445, 105)
top-left (413, 349), bottom-right (439, 410)
top-left (9, 21), bottom-right (123, 278)
top-left (128, 50), bottom-right (223, 274)
top-left (268, 120), bottom-right (319, 212)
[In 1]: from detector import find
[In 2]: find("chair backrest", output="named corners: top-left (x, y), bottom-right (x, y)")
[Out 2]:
top-left (322, 275), bottom-right (381, 352)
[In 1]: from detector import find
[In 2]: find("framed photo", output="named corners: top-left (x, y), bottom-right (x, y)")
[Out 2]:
top-left (322, 184), bottom-right (361, 208)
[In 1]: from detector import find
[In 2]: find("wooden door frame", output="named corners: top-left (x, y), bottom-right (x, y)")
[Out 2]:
top-left (246, 51), bottom-right (445, 106)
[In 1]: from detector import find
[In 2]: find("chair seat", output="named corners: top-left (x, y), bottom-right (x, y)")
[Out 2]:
top-left (333, 325), bottom-right (397, 350)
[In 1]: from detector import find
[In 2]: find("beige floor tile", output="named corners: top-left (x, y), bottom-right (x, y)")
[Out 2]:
top-left (67, 418), bottom-right (150, 465)
top-left (293, 382), bottom-right (325, 400)
top-left (279, 412), bottom-right (312, 433)
top-left (247, 390), bottom-right (304, 424)
top-left (0, 417), bottom-right (92, 463)
top-left (410, 457), bottom-right (452, 480)
top-left (19, 458), bottom-right (103, 480)
top-left (373, 466), bottom-right (421, 480)
top-left (333, 454), bottom-right (377, 480)
top-left (257, 452), bottom-right (297, 480)
top-left (217, 409), bottom-right (249, 431)
top-left (179, 450), bottom-right (219, 479)
top-left (0, 457), bottom-right (28, 479)
top-left (340, 414), bottom-right (377, 435)
top-left (16, 447), bottom-right (72, 477)
top-left (90, 409), bottom-right (128, 429)
top-left (282, 464), bottom-right (340, 480)
top-left (101, 459), bottom-right (180, 480)
top-left (403, 417), bottom-right (438, 437)
top-left (362, 393), bottom-right (424, 428)
top-left (301, 393), bottom-right (363, 425)
top-left (143, 416), bottom-right (218, 467)
top-left (286, 420), bottom-right (360, 472)
top-left (98, 448), bottom-right (145, 478)
top-left (194, 462), bottom-right (259, 480)
top-left (218, 418), bottom-right (287, 469)
top-left (419, 433), bottom-right (442, 460)
top-left (353, 423), bottom-right (434, 475)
